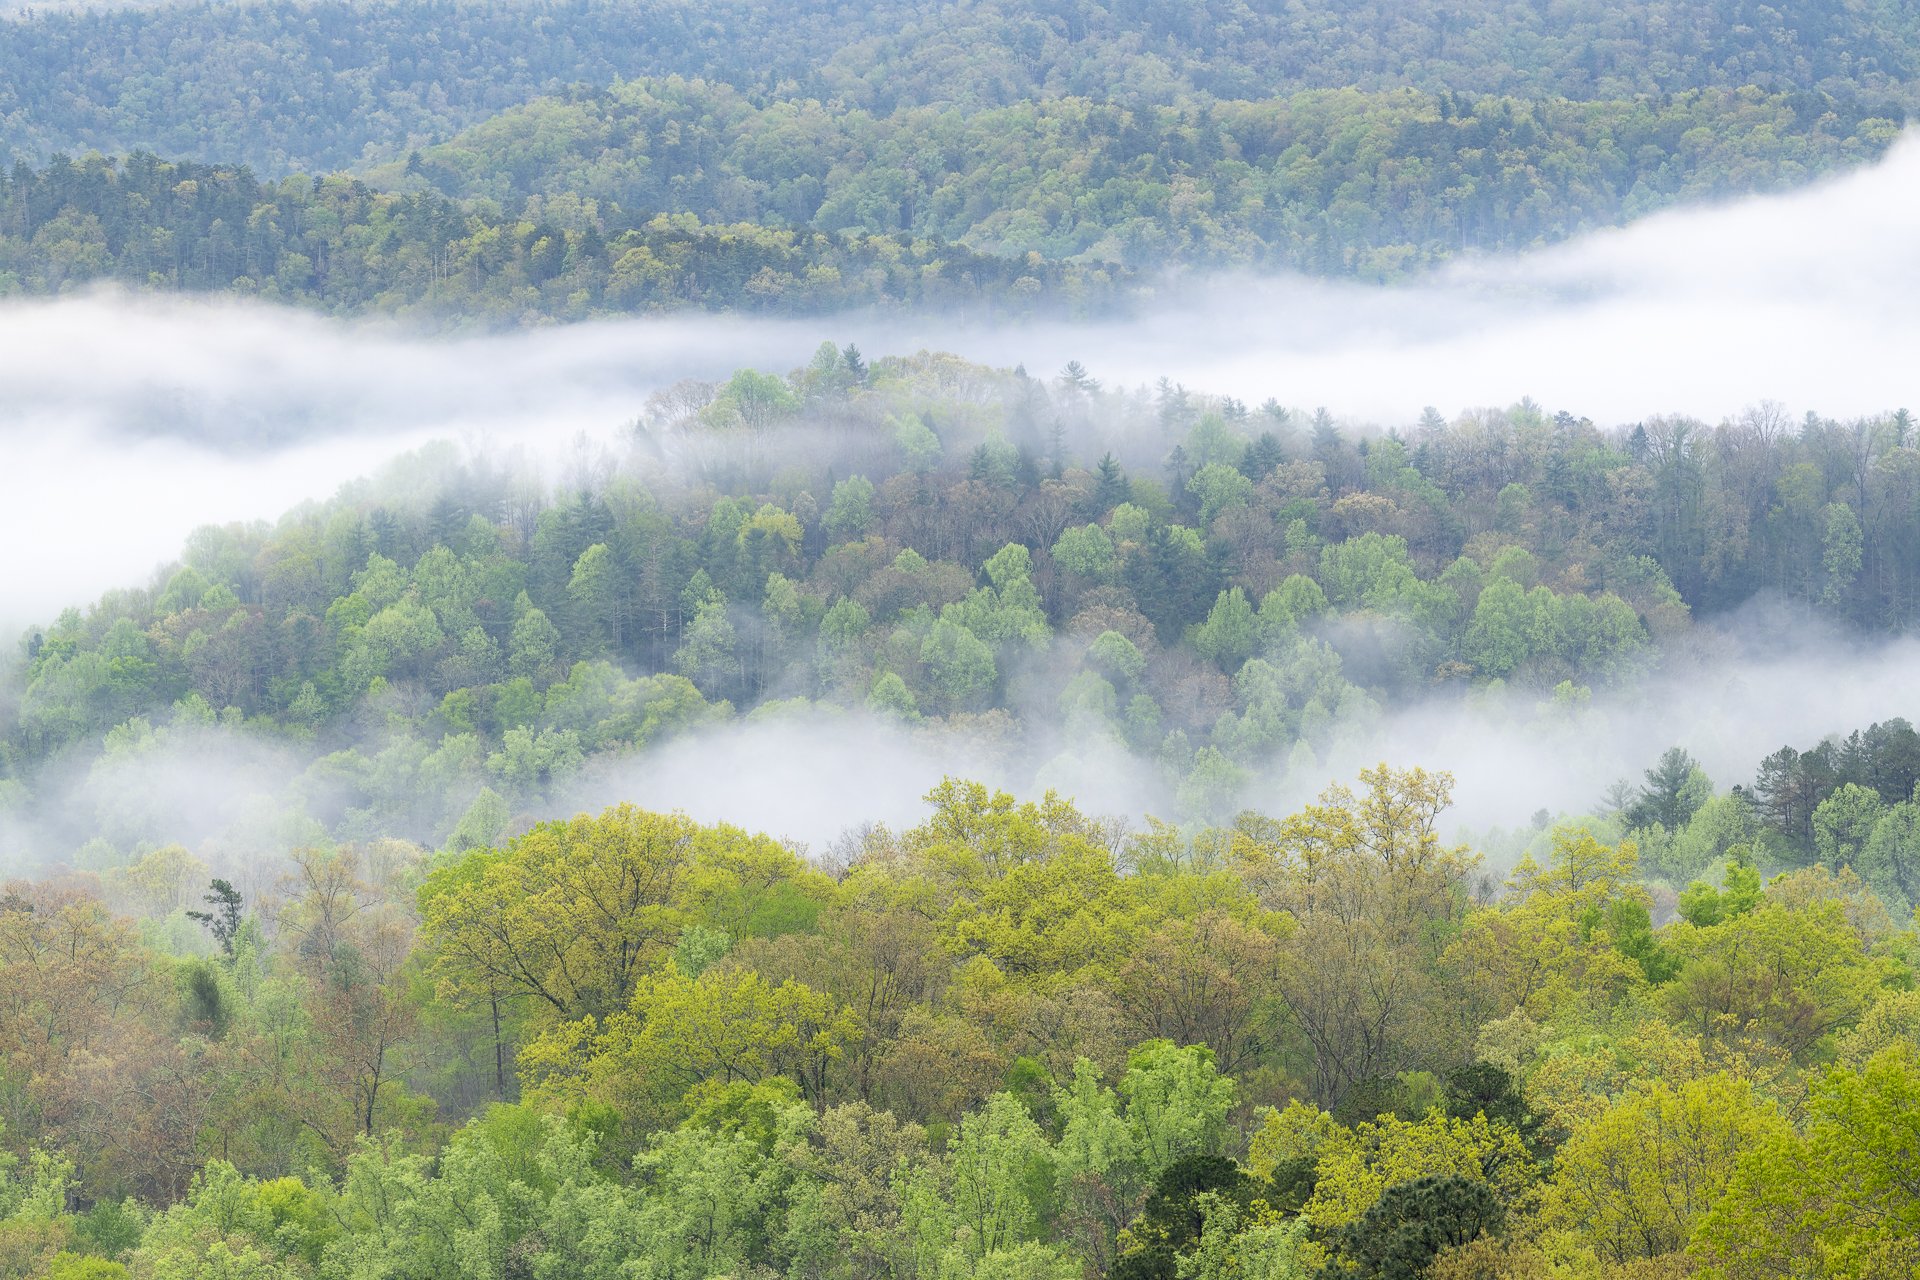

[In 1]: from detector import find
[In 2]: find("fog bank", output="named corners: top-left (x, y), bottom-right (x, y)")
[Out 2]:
top-left (548, 609), bottom-right (1920, 851)
top-left (7, 136), bottom-right (1920, 628)
top-left (7, 612), bottom-right (1911, 873)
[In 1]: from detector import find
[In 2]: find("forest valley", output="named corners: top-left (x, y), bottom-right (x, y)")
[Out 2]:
top-left (5, 1), bottom-right (1920, 1278)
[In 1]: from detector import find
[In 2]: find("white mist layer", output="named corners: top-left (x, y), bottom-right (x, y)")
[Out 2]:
top-left (13, 621), bottom-right (1910, 868)
top-left (6, 136), bottom-right (1920, 627)
top-left (1307, 624), bottom-right (1920, 837)
top-left (557, 715), bottom-right (1015, 851)
top-left (952, 136), bottom-right (1920, 422)
top-left (552, 711), bottom-right (1183, 853)
top-left (548, 622), bottom-right (1920, 852)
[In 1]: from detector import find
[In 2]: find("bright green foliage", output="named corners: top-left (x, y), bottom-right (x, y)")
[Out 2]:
top-left (1858, 796), bottom-right (1920, 914)
top-left (129, 1161), bottom-right (328, 1279)
top-left (826, 476), bottom-right (877, 539)
top-left (868, 671), bottom-right (922, 721)
top-left (705, 370), bottom-right (802, 431)
top-left (1662, 896), bottom-right (1889, 1062)
top-left (1087, 631), bottom-right (1147, 685)
top-left (0, 1140), bottom-right (75, 1224)
top-left (528, 962), bottom-right (858, 1137)
top-left (1191, 590), bottom-right (1258, 672)
top-left (324, 1112), bottom-right (637, 1280)
top-left (420, 804), bottom-right (813, 1026)
top-left (509, 598), bottom-right (563, 681)
top-left (628, 1120), bottom-right (788, 1280)
top-left (1120, 1042), bottom-right (1236, 1177)
top-left (918, 619), bottom-right (995, 711)
top-left (1300, 1110), bottom-right (1531, 1234)
top-left (46, 1256), bottom-right (130, 1280)
top-left (1177, 1196), bottom-right (1308, 1280)
top-left (672, 597), bottom-right (740, 694)
top-left (963, 545), bottom-right (1051, 651)
top-left (1822, 502), bottom-right (1865, 607)
top-left (1053, 525), bottom-right (1119, 585)
top-left (1053, 1058), bottom-right (1146, 1248)
top-left (1318, 535), bottom-right (1419, 612)
top-left (947, 1093), bottom-right (1058, 1262)
top-left (567, 544), bottom-right (621, 650)
top-left (1190, 465), bottom-right (1254, 524)
top-left (895, 415), bottom-right (944, 472)
top-left (0, 757), bottom-right (1916, 1279)
top-left (1256, 577), bottom-right (1328, 647)
top-left (1676, 854), bottom-right (1763, 926)
top-left (1692, 1046), bottom-right (1920, 1279)
top-left (1814, 784), bottom-right (1887, 869)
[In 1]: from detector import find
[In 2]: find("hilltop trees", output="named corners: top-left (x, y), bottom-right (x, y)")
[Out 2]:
top-left (0, 79), bottom-right (1902, 323)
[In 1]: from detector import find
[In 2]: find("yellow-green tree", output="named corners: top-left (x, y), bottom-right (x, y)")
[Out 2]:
top-left (1544, 1073), bottom-right (1789, 1269)
top-left (1443, 828), bottom-right (1650, 1025)
top-left (1296, 1110), bottom-right (1533, 1236)
top-left (523, 962), bottom-right (858, 1140)
top-left (1242, 765), bottom-right (1477, 1106)
top-left (420, 805), bottom-right (703, 1026)
top-left (1661, 895), bottom-right (1891, 1063)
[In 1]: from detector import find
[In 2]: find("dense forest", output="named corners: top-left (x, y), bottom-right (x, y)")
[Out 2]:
top-left (0, 762), bottom-right (1915, 1279)
top-left (3, 0), bottom-right (1916, 173)
top-left (0, 0), bottom-right (1914, 320)
top-left (1, 83), bottom-right (1898, 319)
top-left (0, 151), bottom-right (1121, 320)
top-left (370, 81), bottom-right (1899, 267)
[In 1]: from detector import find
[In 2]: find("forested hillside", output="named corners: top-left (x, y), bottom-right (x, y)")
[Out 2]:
top-left (372, 81), bottom-right (1898, 272)
top-left (0, 152), bottom-right (1119, 320)
top-left (3, 0), bottom-right (1916, 172)
top-left (1, 84), bottom-right (1897, 319)
top-left (0, 0), bottom-right (1913, 321)
top-left (9, 353), bottom-right (1916, 865)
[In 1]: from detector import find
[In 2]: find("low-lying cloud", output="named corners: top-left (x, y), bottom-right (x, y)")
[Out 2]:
top-left (547, 608), bottom-right (1920, 857)
top-left (6, 135), bottom-right (1920, 629)
top-left (10, 612), bottom-right (1910, 874)
top-left (1307, 609), bottom-right (1920, 836)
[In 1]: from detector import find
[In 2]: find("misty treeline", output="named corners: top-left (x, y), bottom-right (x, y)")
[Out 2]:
top-left (3, 0), bottom-right (1916, 175)
top-left (9, 350), bottom-right (1920, 860)
top-left (0, 83), bottom-right (1902, 320)
top-left (0, 765), bottom-right (1916, 1278)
